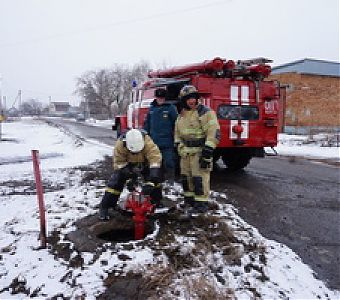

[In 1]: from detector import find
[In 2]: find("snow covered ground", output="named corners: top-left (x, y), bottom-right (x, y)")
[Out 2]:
top-left (270, 133), bottom-right (339, 162)
top-left (0, 117), bottom-right (339, 299)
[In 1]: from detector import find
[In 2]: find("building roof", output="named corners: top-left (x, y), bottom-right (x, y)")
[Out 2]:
top-left (271, 58), bottom-right (340, 77)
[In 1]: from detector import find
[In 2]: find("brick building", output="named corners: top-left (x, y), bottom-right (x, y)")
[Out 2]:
top-left (269, 58), bottom-right (340, 134)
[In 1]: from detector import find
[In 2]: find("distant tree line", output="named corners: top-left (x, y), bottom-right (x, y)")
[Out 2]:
top-left (7, 61), bottom-right (151, 119)
top-left (75, 61), bottom-right (150, 119)
top-left (19, 99), bottom-right (46, 116)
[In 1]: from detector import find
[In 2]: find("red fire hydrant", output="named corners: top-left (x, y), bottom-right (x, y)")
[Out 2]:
top-left (125, 192), bottom-right (154, 240)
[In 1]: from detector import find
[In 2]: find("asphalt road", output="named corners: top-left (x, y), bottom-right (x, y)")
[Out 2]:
top-left (212, 156), bottom-right (340, 290)
top-left (45, 117), bottom-right (340, 290)
top-left (44, 118), bottom-right (116, 146)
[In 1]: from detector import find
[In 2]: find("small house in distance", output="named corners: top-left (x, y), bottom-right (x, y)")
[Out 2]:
top-left (269, 58), bottom-right (340, 134)
top-left (49, 102), bottom-right (71, 116)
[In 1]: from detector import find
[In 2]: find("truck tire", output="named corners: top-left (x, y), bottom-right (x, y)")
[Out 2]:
top-left (221, 153), bottom-right (251, 171)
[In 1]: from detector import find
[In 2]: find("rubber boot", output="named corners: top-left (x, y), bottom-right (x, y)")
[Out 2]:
top-left (99, 192), bottom-right (119, 221)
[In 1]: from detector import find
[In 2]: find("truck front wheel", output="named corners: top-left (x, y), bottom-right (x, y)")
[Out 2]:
top-left (116, 122), bottom-right (121, 138)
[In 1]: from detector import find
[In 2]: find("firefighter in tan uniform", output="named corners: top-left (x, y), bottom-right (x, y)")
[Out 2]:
top-left (99, 128), bottom-right (162, 220)
top-left (175, 85), bottom-right (220, 213)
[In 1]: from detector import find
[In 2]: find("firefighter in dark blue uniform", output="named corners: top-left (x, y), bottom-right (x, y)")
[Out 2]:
top-left (144, 88), bottom-right (178, 181)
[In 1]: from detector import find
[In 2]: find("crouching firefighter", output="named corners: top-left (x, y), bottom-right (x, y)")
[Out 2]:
top-left (99, 128), bottom-right (162, 221)
top-left (175, 85), bottom-right (220, 214)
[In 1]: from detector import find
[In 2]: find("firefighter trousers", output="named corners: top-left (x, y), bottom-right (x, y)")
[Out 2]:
top-left (180, 152), bottom-right (212, 202)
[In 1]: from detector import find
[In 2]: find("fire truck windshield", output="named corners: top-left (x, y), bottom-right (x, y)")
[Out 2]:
top-left (217, 105), bottom-right (259, 120)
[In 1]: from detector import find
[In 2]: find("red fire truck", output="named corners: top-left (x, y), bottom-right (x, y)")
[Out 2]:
top-left (113, 57), bottom-right (285, 170)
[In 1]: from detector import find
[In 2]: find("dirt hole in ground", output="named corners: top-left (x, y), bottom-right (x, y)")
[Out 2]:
top-left (93, 213), bottom-right (156, 243)
top-left (63, 213), bottom-right (157, 252)
top-left (97, 222), bottom-right (154, 242)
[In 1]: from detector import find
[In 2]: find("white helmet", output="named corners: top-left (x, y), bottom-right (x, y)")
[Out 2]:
top-left (125, 129), bottom-right (144, 153)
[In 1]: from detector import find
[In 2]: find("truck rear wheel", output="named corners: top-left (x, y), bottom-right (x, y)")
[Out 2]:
top-left (221, 153), bottom-right (251, 171)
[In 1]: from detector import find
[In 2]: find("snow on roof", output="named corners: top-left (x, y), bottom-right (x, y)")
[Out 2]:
top-left (272, 58), bottom-right (340, 77)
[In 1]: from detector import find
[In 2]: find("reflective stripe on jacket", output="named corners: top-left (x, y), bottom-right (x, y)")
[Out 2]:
top-left (175, 104), bottom-right (220, 155)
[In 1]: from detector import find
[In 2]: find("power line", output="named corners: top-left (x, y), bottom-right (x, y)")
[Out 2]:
top-left (0, 0), bottom-right (230, 48)
top-left (16, 88), bottom-right (74, 98)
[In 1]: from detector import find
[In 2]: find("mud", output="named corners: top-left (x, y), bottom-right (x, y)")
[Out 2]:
top-left (60, 212), bottom-right (241, 299)
top-left (0, 179), bottom-right (66, 196)
top-left (78, 155), bottom-right (113, 185)
top-left (46, 175), bottom-right (255, 300)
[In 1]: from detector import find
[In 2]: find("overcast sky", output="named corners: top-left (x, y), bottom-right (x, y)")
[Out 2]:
top-left (0, 0), bottom-right (339, 107)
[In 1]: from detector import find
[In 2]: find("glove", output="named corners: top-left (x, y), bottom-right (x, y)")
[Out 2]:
top-left (199, 157), bottom-right (211, 169)
top-left (120, 165), bottom-right (139, 181)
top-left (130, 166), bottom-right (142, 178)
top-left (201, 145), bottom-right (214, 160)
top-left (149, 167), bottom-right (161, 184)
top-left (126, 179), bottom-right (135, 192)
top-left (200, 145), bottom-right (214, 169)
top-left (142, 183), bottom-right (154, 195)
top-left (120, 165), bottom-right (132, 178)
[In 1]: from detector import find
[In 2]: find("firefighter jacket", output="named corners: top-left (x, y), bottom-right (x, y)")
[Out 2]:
top-left (175, 104), bottom-right (220, 156)
top-left (144, 100), bottom-right (178, 149)
top-left (113, 132), bottom-right (162, 170)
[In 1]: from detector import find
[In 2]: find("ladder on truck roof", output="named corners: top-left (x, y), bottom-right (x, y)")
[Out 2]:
top-left (147, 57), bottom-right (273, 80)
top-left (236, 57), bottom-right (273, 66)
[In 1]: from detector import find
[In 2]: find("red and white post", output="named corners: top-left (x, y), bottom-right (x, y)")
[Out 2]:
top-left (31, 150), bottom-right (47, 248)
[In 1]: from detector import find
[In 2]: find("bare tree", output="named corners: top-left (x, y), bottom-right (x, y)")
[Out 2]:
top-left (75, 61), bottom-right (150, 119)
top-left (19, 99), bottom-right (43, 116)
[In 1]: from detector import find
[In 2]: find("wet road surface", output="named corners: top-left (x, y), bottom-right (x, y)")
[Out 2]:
top-left (44, 118), bottom-right (116, 146)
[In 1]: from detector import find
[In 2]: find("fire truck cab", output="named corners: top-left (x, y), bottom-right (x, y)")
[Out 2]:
top-left (113, 57), bottom-right (284, 170)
